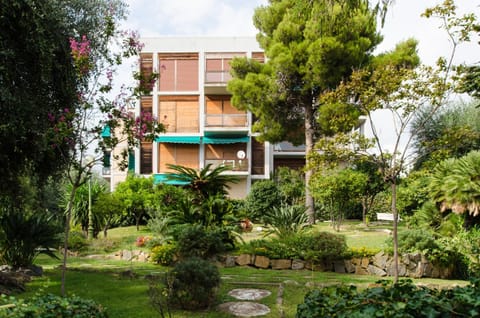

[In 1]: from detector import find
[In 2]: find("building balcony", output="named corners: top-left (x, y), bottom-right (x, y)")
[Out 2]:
top-left (204, 71), bottom-right (231, 94)
top-left (204, 113), bottom-right (248, 133)
top-left (205, 158), bottom-right (249, 173)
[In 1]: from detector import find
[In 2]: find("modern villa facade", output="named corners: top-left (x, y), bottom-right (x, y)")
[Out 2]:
top-left (103, 36), bottom-right (307, 197)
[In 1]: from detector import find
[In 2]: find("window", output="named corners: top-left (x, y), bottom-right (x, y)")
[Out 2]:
top-left (158, 53), bottom-right (198, 91)
top-left (158, 95), bottom-right (199, 132)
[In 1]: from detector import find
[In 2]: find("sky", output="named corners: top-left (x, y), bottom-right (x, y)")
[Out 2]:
top-left (120, 0), bottom-right (479, 153)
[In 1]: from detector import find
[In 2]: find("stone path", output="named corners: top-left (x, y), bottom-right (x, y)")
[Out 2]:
top-left (218, 284), bottom-right (286, 317)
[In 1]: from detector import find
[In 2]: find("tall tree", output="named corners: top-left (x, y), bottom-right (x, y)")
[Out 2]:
top-left (228, 0), bottom-right (386, 223)
top-left (0, 0), bottom-right (78, 199)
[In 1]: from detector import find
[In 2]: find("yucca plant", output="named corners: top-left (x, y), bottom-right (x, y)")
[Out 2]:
top-left (0, 209), bottom-right (61, 268)
top-left (262, 204), bottom-right (310, 239)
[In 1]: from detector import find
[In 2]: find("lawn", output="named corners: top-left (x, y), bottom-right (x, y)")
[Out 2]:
top-left (14, 222), bottom-right (465, 318)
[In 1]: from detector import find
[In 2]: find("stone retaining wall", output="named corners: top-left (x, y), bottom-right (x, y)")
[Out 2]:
top-left (223, 251), bottom-right (453, 279)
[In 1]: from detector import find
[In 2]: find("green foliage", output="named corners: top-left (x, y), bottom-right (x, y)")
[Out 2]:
top-left (68, 230), bottom-right (88, 251)
top-left (0, 293), bottom-right (107, 317)
top-left (245, 180), bottom-right (282, 222)
top-left (166, 257), bottom-right (220, 310)
top-left (150, 243), bottom-right (177, 266)
top-left (0, 0), bottom-right (78, 196)
top-left (453, 228), bottom-right (480, 278)
top-left (262, 204), bottom-right (310, 239)
top-left (311, 168), bottom-right (368, 230)
top-left (428, 151), bottom-right (480, 226)
top-left (0, 209), bottom-right (61, 268)
top-left (274, 167), bottom-right (305, 205)
top-left (165, 163), bottom-right (239, 200)
top-left (238, 231), bottom-right (348, 262)
top-left (296, 279), bottom-right (480, 318)
top-left (115, 174), bottom-right (155, 230)
top-left (171, 224), bottom-right (232, 259)
top-left (412, 101), bottom-right (480, 169)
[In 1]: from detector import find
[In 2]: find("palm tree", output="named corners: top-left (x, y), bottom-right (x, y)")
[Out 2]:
top-left (165, 164), bottom-right (239, 199)
top-left (429, 151), bottom-right (480, 227)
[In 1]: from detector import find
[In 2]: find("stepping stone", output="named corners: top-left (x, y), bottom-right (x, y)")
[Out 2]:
top-left (228, 288), bottom-right (272, 300)
top-left (218, 301), bottom-right (270, 317)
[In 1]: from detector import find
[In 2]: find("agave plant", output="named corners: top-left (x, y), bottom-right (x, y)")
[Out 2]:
top-left (262, 204), bottom-right (310, 239)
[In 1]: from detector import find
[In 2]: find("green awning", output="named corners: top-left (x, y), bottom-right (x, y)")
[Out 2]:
top-left (155, 136), bottom-right (201, 144)
top-left (101, 125), bottom-right (111, 138)
top-left (203, 136), bottom-right (249, 144)
top-left (153, 174), bottom-right (190, 185)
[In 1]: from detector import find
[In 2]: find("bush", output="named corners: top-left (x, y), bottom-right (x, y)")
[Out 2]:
top-left (166, 257), bottom-right (220, 310)
top-left (237, 231), bottom-right (348, 262)
top-left (0, 293), bottom-right (107, 317)
top-left (0, 210), bottom-right (61, 268)
top-left (150, 243), bottom-right (177, 266)
top-left (262, 204), bottom-right (310, 239)
top-left (68, 230), bottom-right (88, 251)
top-left (244, 180), bottom-right (281, 222)
top-left (296, 279), bottom-right (480, 318)
top-left (172, 224), bottom-right (230, 259)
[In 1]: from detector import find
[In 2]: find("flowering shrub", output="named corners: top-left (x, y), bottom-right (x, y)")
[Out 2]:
top-left (151, 244), bottom-right (177, 266)
top-left (135, 236), bottom-right (151, 247)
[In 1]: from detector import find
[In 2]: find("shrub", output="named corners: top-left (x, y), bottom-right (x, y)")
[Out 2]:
top-left (68, 230), bottom-right (88, 251)
top-left (262, 204), bottom-right (310, 239)
top-left (244, 180), bottom-right (281, 222)
top-left (293, 231), bottom-right (348, 262)
top-left (296, 279), bottom-right (480, 318)
top-left (166, 257), bottom-right (220, 310)
top-left (172, 224), bottom-right (230, 259)
top-left (0, 210), bottom-right (61, 268)
top-left (0, 293), bottom-right (107, 317)
top-left (237, 231), bottom-right (348, 262)
top-left (151, 243), bottom-right (177, 266)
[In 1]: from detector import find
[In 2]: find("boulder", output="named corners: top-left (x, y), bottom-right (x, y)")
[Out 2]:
top-left (344, 260), bottom-right (356, 273)
top-left (235, 254), bottom-right (252, 266)
top-left (254, 255), bottom-right (270, 269)
top-left (291, 259), bottom-right (305, 270)
top-left (224, 255), bottom-right (236, 267)
top-left (271, 259), bottom-right (291, 270)
top-left (367, 265), bottom-right (387, 277)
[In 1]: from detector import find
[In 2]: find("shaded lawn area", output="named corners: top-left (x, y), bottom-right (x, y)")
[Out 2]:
top-left (17, 254), bottom-right (467, 318)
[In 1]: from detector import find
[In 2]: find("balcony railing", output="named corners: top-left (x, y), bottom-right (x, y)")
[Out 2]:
top-left (205, 71), bottom-right (232, 84)
top-left (205, 159), bottom-right (248, 172)
top-left (205, 114), bottom-right (248, 128)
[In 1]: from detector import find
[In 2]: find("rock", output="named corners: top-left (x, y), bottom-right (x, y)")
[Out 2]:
top-left (333, 261), bottom-right (346, 273)
top-left (254, 255), bottom-right (270, 269)
top-left (291, 259), bottom-right (305, 270)
top-left (271, 259), bottom-right (291, 270)
top-left (235, 254), bottom-right (252, 266)
top-left (344, 260), bottom-right (356, 273)
top-left (122, 250), bottom-right (133, 261)
top-left (367, 265), bottom-right (387, 277)
top-left (361, 257), bottom-right (370, 268)
top-left (373, 251), bottom-right (389, 269)
top-left (224, 255), bottom-right (236, 267)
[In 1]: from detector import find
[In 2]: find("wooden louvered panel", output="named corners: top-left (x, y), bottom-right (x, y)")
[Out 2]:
top-left (158, 59), bottom-right (175, 91)
top-left (175, 145), bottom-right (199, 169)
top-left (140, 96), bottom-right (152, 113)
top-left (176, 100), bottom-right (199, 132)
top-left (251, 138), bottom-right (265, 175)
top-left (158, 101), bottom-right (176, 132)
top-left (158, 143), bottom-right (175, 173)
top-left (176, 59), bottom-right (198, 91)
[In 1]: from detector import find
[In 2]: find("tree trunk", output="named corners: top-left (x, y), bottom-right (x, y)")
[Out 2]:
top-left (391, 180), bottom-right (399, 283)
top-left (61, 183), bottom-right (78, 296)
top-left (362, 199), bottom-right (367, 225)
top-left (304, 101), bottom-right (315, 224)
